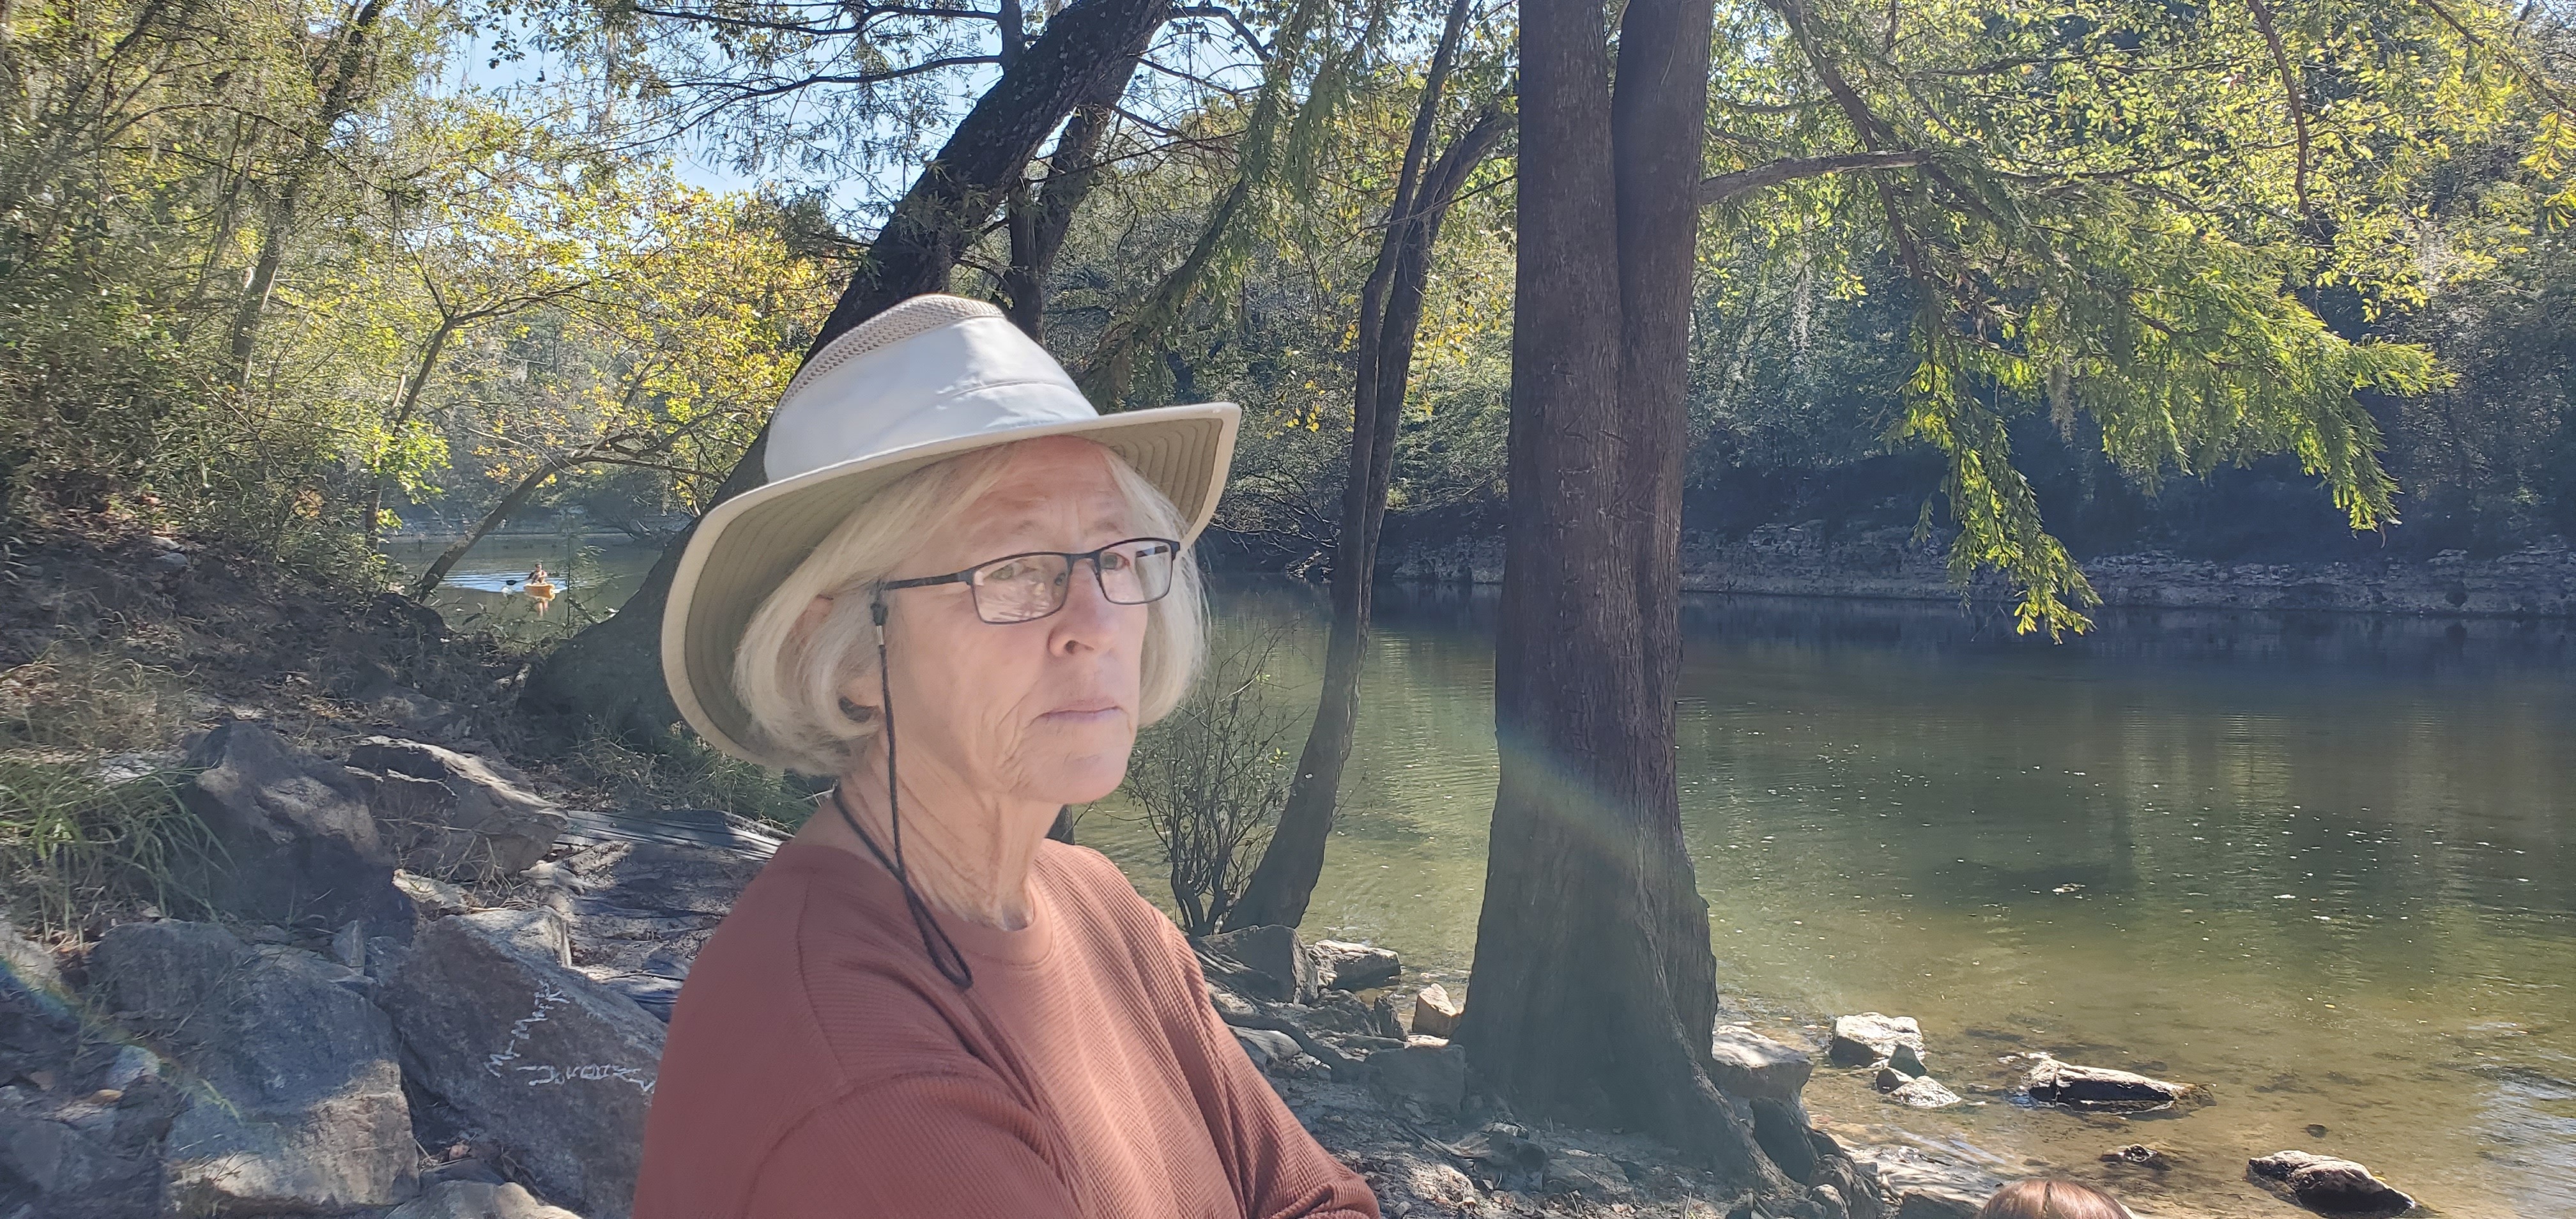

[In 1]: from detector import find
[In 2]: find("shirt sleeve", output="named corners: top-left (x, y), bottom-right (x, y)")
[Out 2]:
top-left (746, 1072), bottom-right (1083, 1219)
top-left (1162, 924), bottom-right (1385, 1219)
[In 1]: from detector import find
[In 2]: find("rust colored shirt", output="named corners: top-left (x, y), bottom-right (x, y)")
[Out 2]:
top-left (635, 839), bottom-right (1381, 1219)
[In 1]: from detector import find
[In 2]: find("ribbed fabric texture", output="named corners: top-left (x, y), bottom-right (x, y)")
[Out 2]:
top-left (634, 840), bottom-right (1383, 1219)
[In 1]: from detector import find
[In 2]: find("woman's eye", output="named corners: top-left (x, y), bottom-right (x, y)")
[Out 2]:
top-left (985, 561), bottom-right (1024, 582)
top-left (1101, 551), bottom-right (1132, 571)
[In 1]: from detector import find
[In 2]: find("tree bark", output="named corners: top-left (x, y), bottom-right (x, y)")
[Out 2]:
top-left (518, 0), bottom-right (1172, 742)
top-left (1453, 0), bottom-right (1797, 1191)
top-left (1221, 51), bottom-right (1507, 931)
top-left (1003, 53), bottom-right (1143, 339)
top-left (227, 0), bottom-right (387, 381)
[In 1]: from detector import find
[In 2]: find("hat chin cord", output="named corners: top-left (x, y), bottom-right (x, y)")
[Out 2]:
top-left (831, 598), bottom-right (975, 990)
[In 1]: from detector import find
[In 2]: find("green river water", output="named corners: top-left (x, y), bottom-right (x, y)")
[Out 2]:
top-left (410, 540), bottom-right (2576, 1218)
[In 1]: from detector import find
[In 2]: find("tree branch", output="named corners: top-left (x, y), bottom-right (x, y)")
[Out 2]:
top-left (1698, 149), bottom-right (1928, 204)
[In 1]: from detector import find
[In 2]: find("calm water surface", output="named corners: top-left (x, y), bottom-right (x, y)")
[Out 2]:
top-left (1079, 583), bottom-right (2576, 1219)
top-left (406, 539), bottom-right (2573, 1217)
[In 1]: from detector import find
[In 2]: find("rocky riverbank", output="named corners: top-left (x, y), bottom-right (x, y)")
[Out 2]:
top-left (1386, 524), bottom-right (2576, 620)
top-left (0, 522), bottom-right (2426, 1218)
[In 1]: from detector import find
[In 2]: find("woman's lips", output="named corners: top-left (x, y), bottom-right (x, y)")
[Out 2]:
top-left (1040, 702), bottom-right (1122, 723)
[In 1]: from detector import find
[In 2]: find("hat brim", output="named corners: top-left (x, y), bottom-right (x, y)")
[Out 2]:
top-left (661, 402), bottom-right (1241, 767)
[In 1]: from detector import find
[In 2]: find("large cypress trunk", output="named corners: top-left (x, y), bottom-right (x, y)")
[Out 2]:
top-left (1453, 0), bottom-right (1793, 1192)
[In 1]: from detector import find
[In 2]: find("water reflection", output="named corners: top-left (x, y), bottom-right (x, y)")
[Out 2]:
top-left (1082, 583), bottom-right (2576, 1217)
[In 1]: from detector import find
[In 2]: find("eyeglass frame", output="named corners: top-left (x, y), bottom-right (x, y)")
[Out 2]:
top-left (873, 536), bottom-right (1181, 624)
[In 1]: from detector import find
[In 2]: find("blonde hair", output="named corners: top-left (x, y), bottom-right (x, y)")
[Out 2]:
top-left (730, 440), bottom-right (1206, 776)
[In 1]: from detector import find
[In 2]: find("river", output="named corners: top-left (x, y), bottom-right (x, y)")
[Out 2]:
top-left (406, 541), bottom-right (2576, 1216)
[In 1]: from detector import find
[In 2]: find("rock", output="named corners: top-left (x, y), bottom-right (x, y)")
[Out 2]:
top-left (180, 722), bottom-right (411, 931)
top-left (382, 908), bottom-right (665, 1218)
top-left (1310, 939), bottom-right (1400, 991)
top-left (2023, 1054), bottom-right (2204, 1112)
top-left (1709, 1023), bottom-right (1813, 1104)
top-left (1372, 1039), bottom-right (1468, 1114)
top-left (348, 736), bottom-right (569, 881)
top-left (397, 868), bottom-right (475, 916)
top-left (552, 841), bottom-right (767, 1021)
top-left (1297, 991), bottom-right (1403, 1040)
top-left (387, 1179), bottom-right (586, 1219)
top-left (89, 920), bottom-right (413, 1212)
top-left (1828, 1013), bottom-right (1924, 1066)
top-left (96, 1044), bottom-right (164, 1092)
top-left (1544, 1147), bottom-right (1631, 1199)
top-left (1451, 1123), bottom-right (1548, 1192)
top-left (2249, 1151), bottom-right (2417, 1217)
top-left (1874, 1066), bottom-right (1905, 1092)
top-left (1887, 1076), bottom-right (1961, 1108)
top-left (1411, 984), bottom-right (1462, 1039)
top-left (1841, 1140), bottom-right (2005, 1219)
top-left (1201, 924), bottom-right (1318, 1003)
top-left (333, 918), bottom-right (367, 969)
top-left (1231, 1027), bottom-right (1301, 1071)
top-left (1888, 1041), bottom-right (1929, 1078)
top-left (2104, 1144), bottom-right (2171, 1169)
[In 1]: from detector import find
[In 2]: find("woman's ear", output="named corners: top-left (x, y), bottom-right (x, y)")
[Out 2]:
top-left (794, 594), bottom-right (834, 640)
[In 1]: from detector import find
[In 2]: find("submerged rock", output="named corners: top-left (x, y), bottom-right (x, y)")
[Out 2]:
top-left (2249, 1150), bottom-right (2417, 1217)
top-left (382, 909), bottom-right (664, 1219)
top-left (90, 919), bottom-right (414, 1213)
top-left (2023, 1054), bottom-right (2204, 1112)
top-left (1310, 939), bottom-right (1401, 991)
top-left (1887, 1041), bottom-right (1929, 1078)
top-left (348, 735), bottom-right (569, 881)
top-left (1709, 1023), bottom-right (1813, 1104)
top-left (1829, 1013), bottom-right (1925, 1066)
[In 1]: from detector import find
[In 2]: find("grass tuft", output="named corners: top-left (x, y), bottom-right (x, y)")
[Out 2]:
top-left (562, 733), bottom-right (822, 831)
top-left (0, 758), bottom-right (215, 933)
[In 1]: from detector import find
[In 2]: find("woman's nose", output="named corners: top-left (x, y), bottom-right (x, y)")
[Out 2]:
top-left (1049, 560), bottom-right (1122, 651)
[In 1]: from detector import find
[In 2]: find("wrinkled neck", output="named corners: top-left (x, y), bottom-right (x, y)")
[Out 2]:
top-left (804, 747), bottom-right (1053, 930)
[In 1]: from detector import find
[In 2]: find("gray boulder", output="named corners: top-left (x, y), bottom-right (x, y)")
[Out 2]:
top-left (1709, 1023), bottom-right (1813, 1105)
top-left (382, 909), bottom-right (664, 1219)
top-left (180, 722), bottom-right (410, 931)
top-left (1201, 924), bottom-right (1318, 1003)
top-left (347, 737), bottom-right (568, 882)
top-left (1230, 1027), bottom-right (1301, 1071)
top-left (89, 919), bottom-right (413, 1213)
top-left (1828, 1013), bottom-right (1924, 1066)
top-left (2249, 1151), bottom-right (2417, 1217)
top-left (387, 1179), bottom-right (586, 1219)
top-left (1372, 1039), bottom-right (1468, 1114)
top-left (1309, 939), bottom-right (1400, 991)
top-left (549, 840), bottom-right (767, 1020)
top-left (2023, 1054), bottom-right (2204, 1112)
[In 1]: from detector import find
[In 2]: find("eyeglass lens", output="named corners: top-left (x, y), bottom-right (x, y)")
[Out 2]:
top-left (965, 539), bottom-right (1176, 623)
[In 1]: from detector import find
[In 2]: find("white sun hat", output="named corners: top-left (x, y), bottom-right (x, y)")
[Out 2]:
top-left (661, 293), bottom-right (1239, 764)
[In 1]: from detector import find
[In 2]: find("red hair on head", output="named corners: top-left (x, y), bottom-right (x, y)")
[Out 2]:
top-left (1977, 1179), bottom-right (2135, 1219)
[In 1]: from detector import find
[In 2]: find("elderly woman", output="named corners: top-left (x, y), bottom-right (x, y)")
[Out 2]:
top-left (635, 295), bottom-right (1379, 1219)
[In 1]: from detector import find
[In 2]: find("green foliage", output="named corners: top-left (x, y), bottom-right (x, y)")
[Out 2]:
top-left (562, 733), bottom-right (820, 830)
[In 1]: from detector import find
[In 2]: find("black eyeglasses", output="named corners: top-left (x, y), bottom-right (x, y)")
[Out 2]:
top-left (877, 537), bottom-right (1180, 624)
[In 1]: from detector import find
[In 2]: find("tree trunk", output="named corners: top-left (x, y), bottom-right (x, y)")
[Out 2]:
top-left (226, 0), bottom-right (387, 381)
top-left (1004, 52), bottom-right (1144, 339)
top-left (518, 0), bottom-right (1172, 743)
top-left (1222, 66), bottom-right (1506, 929)
top-left (366, 316), bottom-right (456, 548)
top-left (1453, 0), bottom-right (1795, 1192)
